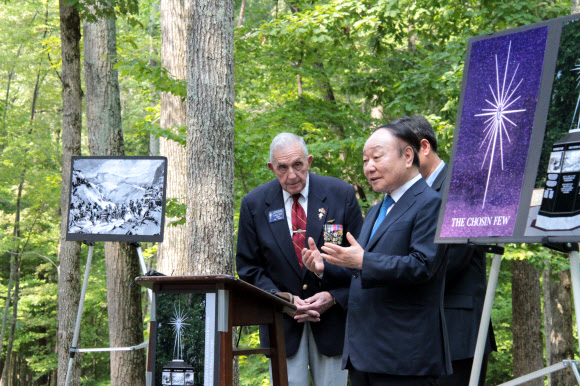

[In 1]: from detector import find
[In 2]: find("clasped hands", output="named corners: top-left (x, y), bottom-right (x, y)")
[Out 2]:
top-left (289, 232), bottom-right (363, 323)
top-left (290, 292), bottom-right (333, 323)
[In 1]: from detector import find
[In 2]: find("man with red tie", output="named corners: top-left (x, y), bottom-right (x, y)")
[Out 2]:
top-left (236, 133), bottom-right (363, 385)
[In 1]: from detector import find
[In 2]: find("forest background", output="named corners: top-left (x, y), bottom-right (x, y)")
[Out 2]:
top-left (0, 0), bottom-right (578, 385)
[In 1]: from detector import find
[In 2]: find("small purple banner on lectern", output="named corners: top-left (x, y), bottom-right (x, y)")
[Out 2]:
top-left (440, 26), bottom-right (548, 238)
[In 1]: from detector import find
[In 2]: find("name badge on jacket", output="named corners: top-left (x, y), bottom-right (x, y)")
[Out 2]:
top-left (268, 209), bottom-right (285, 223)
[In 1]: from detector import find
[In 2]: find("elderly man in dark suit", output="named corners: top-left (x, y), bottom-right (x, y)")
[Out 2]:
top-left (399, 115), bottom-right (496, 386)
top-left (303, 122), bottom-right (451, 385)
top-left (236, 132), bottom-right (363, 385)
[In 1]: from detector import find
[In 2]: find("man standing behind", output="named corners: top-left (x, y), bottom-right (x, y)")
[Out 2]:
top-left (303, 122), bottom-right (451, 385)
top-left (401, 115), bottom-right (495, 386)
top-left (236, 133), bottom-right (363, 385)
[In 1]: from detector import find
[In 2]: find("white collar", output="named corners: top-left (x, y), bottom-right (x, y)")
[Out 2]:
top-left (390, 173), bottom-right (421, 203)
top-left (425, 160), bottom-right (446, 187)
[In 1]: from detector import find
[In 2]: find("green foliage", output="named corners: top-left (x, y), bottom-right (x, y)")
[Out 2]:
top-left (165, 198), bottom-right (186, 226)
top-left (237, 326), bottom-right (269, 386)
top-left (115, 59), bottom-right (186, 100)
top-left (0, 0), bottom-right (575, 383)
top-left (0, 0), bottom-right (158, 382)
top-left (64, 0), bottom-right (139, 22)
top-left (486, 259), bottom-right (514, 384)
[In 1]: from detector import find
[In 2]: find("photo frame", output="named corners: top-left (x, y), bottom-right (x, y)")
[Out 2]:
top-left (66, 156), bottom-right (168, 242)
top-left (152, 291), bottom-right (219, 386)
top-left (436, 14), bottom-right (580, 244)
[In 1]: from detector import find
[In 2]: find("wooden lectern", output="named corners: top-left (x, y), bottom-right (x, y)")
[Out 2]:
top-left (136, 275), bottom-right (295, 386)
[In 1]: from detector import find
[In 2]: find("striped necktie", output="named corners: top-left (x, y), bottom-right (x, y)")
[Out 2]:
top-left (291, 194), bottom-right (307, 268)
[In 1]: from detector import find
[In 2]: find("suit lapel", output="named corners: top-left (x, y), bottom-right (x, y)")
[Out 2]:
top-left (306, 174), bottom-right (327, 246)
top-left (431, 164), bottom-right (448, 193)
top-left (264, 183), bottom-right (303, 278)
top-left (305, 174), bottom-right (328, 278)
top-left (365, 180), bottom-right (424, 250)
top-left (358, 204), bottom-right (379, 249)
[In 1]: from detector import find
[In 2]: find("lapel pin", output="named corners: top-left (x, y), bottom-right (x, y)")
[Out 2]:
top-left (318, 208), bottom-right (326, 220)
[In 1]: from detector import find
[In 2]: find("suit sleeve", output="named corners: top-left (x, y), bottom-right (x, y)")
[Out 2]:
top-left (328, 184), bottom-right (364, 308)
top-left (236, 197), bottom-right (279, 293)
top-left (444, 244), bottom-right (480, 282)
top-left (361, 194), bottom-right (445, 288)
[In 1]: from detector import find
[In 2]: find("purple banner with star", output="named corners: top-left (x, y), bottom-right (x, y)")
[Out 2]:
top-left (439, 26), bottom-right (548, 239)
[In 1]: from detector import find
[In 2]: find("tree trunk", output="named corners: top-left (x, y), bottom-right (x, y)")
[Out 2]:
top-left (543, 268), bottom-right (575, 385)
top-left (0, 258), bottom-right (21, 386)
top-left (511, 259), bottom-right (544, 385)
top-left (84, 18), bottom-right (124, 155)
top-left (237, 0), bottom-right (246, 27)
top-left (0, 172), bottom-right (24, 385)
top-left (187, 0), bottom-right (237, 382)
top-left (0, 17), bottom-right (32, 149)
top-left (0, 253), bottom-right (15, 368)
top-left (103, 243), bottom-right (144, 381)
top-left (56, 2), bottom-right (83, 385)
top-left (84, 13), bottom-right (145, 385)
top-left (312, 61), bottom-right (336, 104)
top-left (157, 0), bottom-right (190, 275)
top-left (149, 0), bottom-right (160, 157)
top-left (187, 0), bottom-right (235, 275)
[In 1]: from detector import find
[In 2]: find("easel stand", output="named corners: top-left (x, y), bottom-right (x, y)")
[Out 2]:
top-left (468, 242), bottom-right (580, 386)
top-left (468, 244), bottom-right (504, 386)
top-left (64, 241), bottom-right (152, 386)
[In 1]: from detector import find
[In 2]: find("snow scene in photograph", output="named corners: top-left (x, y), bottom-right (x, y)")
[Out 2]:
top-left (67, 158), bottom-right (165, 237)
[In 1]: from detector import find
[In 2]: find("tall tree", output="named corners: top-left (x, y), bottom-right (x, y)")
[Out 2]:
top-left (148, 0), bottom-right (160, 157)
top-left (187, 0), bottom-right (235, 380)
top-left (187, 0), bottom-right (235, 275)
top-left (56, 1), bottom-right (83, 384)
top-left (0, 175), bottom-right (24, 386)
top-left (511, 259), bottom-right (544, 385)
top-left (83, 9), bottom-right (145, 384)
top-left (157, 0), bottom-right (190, 275)
top-left (543, 267), bottom-right (575, 385)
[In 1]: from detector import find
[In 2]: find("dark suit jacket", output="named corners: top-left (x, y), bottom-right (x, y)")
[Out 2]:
top-left (432, 164), bottom-right (496, 361)
top-left (324, 178), bottom-right (452, 376)
top-left (236, 172), bottom-right (363, 357)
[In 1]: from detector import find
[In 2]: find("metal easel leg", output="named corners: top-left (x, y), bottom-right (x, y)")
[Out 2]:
top-left (498, 243), bottom-right (580, 385)
top-left (564, 360), bottom-right (580, 384)
top-left (469, 245), bottom-right (504, 386)
top-left (146, 293), bottom-right (156, 386)
top-left (64, 243), bottom-right (95, 386)
top-left (569, 250), bottom-right (580, 354)
top-left (131, 241), bottom-right (153, 383)
top-left (131, 242), bottom-right (152, 302)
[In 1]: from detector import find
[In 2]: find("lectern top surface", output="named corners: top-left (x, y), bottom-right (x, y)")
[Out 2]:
top-left (135, 274), bottom-right (297, 311)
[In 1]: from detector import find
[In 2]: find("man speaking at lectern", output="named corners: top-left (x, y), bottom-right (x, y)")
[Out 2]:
top-left (236, 133), bottom-right (363, 385)
top-left (303, 122), bottom-right (451, 385)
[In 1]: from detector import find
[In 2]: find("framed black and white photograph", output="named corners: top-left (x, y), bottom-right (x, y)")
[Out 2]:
top-left (66, 156), bottom-right (168, 242)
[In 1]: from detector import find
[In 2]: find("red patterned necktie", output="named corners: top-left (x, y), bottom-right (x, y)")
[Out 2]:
top-left (292, 194), bottom-right (307, 268)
